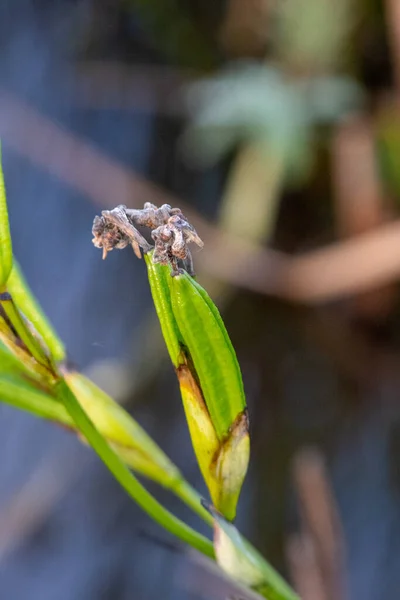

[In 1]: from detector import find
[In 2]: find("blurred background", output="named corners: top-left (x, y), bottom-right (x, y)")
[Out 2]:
top-left (0, 0), bottom-right (400, 598)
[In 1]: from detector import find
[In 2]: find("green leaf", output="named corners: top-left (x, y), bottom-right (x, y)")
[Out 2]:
top-left (0, 315), bottom-right (55, 383)
top-left (0, 143), bottom-right (13, 286)
top-left (0, 333), bottom-right (212, 526)
top-left (7, 262), bottom-right (66, 362)
top-left (57, 376), bottom-right (214, 558)
top-left (0, 373), bottom-right (70, 423)
top-left (64, 370), bottom-right (182, 485)
top-left (0, 342), bottom-right (28, 375)
top-left (183, 64), bottom-right (361, 182)
top-left (0, 293), bottom-right (54, 370)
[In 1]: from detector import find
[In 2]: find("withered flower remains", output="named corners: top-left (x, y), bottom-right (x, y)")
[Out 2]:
top-left (92, 203), bottom-right (203, 274)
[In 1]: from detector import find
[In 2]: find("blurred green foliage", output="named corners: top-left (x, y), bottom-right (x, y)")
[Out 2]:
top-left (183, 64), bottom-right (362, 184)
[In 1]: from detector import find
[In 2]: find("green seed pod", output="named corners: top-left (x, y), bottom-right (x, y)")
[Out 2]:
top-left (144, 252), bottom-right (249, 520)
top-left (169, 271), bottom-right (249, 520)
top-left (169, 271), bottom-right (246, 439)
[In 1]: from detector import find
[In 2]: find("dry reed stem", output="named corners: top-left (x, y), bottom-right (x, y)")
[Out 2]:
top-left (290, 448), bottom-right (348, 600)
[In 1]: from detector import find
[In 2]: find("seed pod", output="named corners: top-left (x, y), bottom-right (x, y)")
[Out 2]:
top-left (168, 271), bottom-right (246, 439)
top-left (144, 252), bottom-right (249, 520)
top-left (169, 271), bottom-right (249, 520)
top-left (145, 253), bottom-right (224, 504)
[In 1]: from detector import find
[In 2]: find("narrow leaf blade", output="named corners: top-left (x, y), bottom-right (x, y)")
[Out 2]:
top-left (7, 261), bottom-right (66, 361)
top-left (0, 144), bottom-right (13, 286)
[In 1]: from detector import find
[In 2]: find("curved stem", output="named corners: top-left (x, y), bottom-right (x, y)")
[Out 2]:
top-left (0, 373), bottom-right (213, 527)
top-left (7, 262), bottom-right (66, 361)
top-left (170, 477), bottom-right (214, 527)
top-left (57, 377), bottom-right (214, 558)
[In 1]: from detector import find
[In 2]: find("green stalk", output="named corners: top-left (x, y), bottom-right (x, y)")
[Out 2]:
top-left (7, 262), bottom-right (66, 362)
top-left (0, 317), bottom-right (55, 383)
top-left (56, 376), bottom-right (214, 557)
top-left (0, 257), bottom-right (212, 525)
top-left (0, 294), bottom-right (53, 369)
top-left (0, 368), bottom-right (213, 526)
top-left (0, 372), bottom-right (297, 598)
top-left (0, 374), bottom-right (69, 422)
top-left (0, 341), bottom-right (35, 375)
top-left (219, 143), bottom-right (285, 244)
top-left (169, 477), bottom-right (213, 527)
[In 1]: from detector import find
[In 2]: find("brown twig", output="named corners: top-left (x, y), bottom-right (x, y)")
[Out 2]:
top-left (332, 116), bottom-right (395, 318)
top-left (0, 88), bottom-right (177, 209)
top-left (286, 533), bottom-right (328, 600)
top-left (385, 0), bottom-right (400, 94)
top-left (2, 89), bottom-right (400, 304)
top-left (289, 448), bottom-right (348, 600)
top-left (73, 61), bottom-right (192, 115)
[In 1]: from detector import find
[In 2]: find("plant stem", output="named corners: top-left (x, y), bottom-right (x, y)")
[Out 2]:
top-left (0, 292), bottom-right (53, 368)
top-left (219, 142), bottom-right (285, 244)
top-left (170, 477), bottom-right (214, 527)
top-left (0, 375), bottom-right (68, 421)
top-left (0, 318), bottom-right (55, 383)
top-left (7, 262), bottom-right (66, 361)
top-left (57, 377), bottom-right (215, 558)
top-left (0, 371), bottom-right (213, 526)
